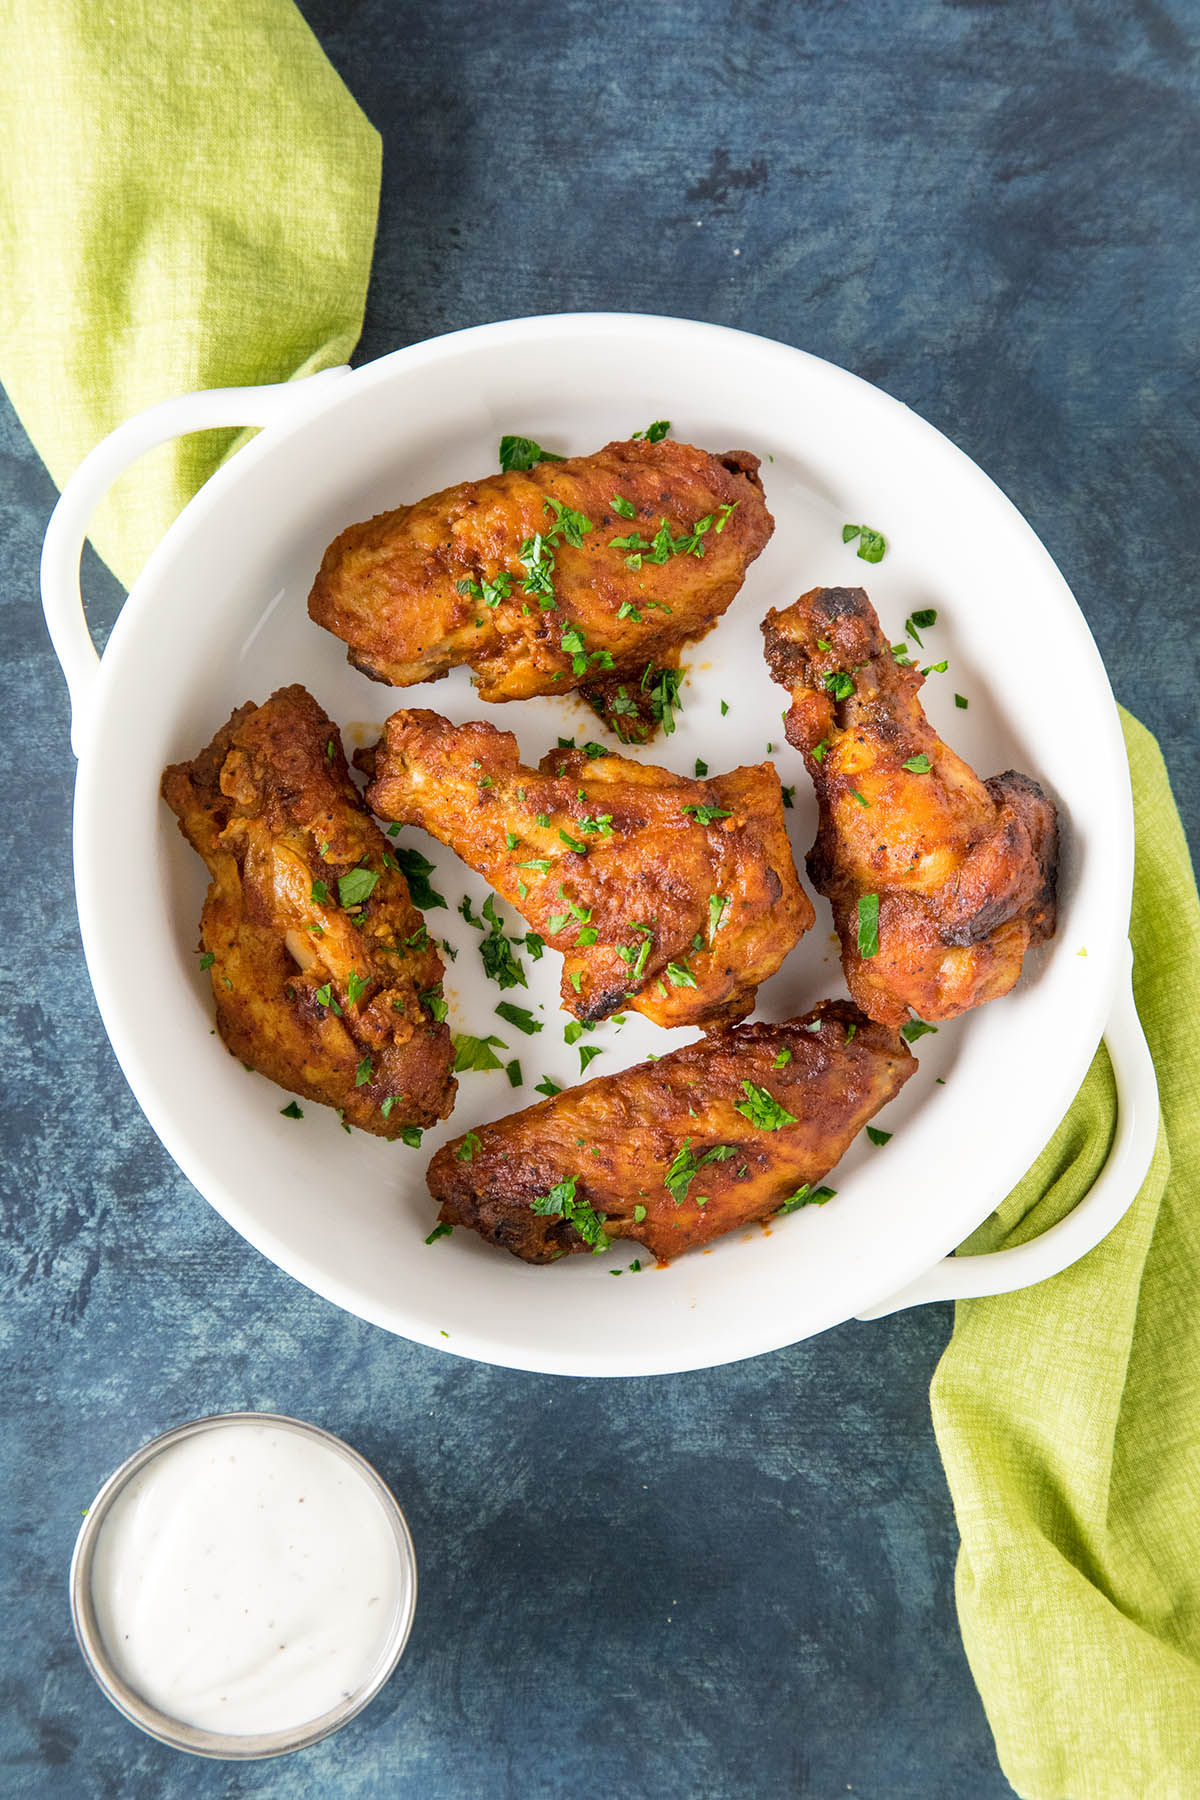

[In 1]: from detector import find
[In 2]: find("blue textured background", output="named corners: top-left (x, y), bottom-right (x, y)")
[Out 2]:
top-left (3, 3), bottom-right (1198, 1796)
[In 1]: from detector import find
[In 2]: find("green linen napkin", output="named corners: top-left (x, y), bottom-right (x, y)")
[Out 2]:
top-left (0, 0), bottom-right (380, 591)
top-left (931, 709), bottom-right (1200, 1799)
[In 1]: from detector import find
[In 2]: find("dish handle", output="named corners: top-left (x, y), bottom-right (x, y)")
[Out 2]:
top-left (39, 367), bottom-right (351, 756)
top-left (856, 941), bottom-right (1158, 1318)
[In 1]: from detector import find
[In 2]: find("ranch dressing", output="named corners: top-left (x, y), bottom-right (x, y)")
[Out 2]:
top-left (89, 1421), bottom-right (407, 1737)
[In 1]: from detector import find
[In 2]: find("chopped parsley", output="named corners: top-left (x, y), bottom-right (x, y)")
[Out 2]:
top-left (578, 1044), bottom-right (604, 1073)
top-left (505, 1058), bottom-right (523, 1087)
top-left (720, 699), bottom-right (729, 716)
top-left (534, 1075), bottom-right (562, 1098)
top-left (314, 982), bottom-right (342, 1015)
top-left (611, 494), bottom-right (637, 518)
top-left (279, 1101), bottom-right (304, 1119)
top-left (451, 1032), bottom-right (508, 1072)
top-left (902, 754), bottom-right (932, 774)
top-left (782, 785), bottom-right (795, 808)
top-left (633, 419), bottom-right (671, 442)
top-left (811, 740), bottom-right (829, 764)
top-left (456, 1131), bottom-right (482, 1162)
top-left (495, 1001), bottom-right (543, 1035)
top-left (735, 1082), bottom-right (798, 1131)
top-left (387, 844), bottom-right (447, 911)
top-left (425, 1222), bottom-right (453, 1244)
top-left (354, 1055), bottom-right (373, 1088)
top-left (666, 962), bottom-right (697, 988)
top-left (198, 950), bottom-right (215, 971)
top-left (499, 434), bottom-right (564, 472)
top-left (420, 987), bottom-right (448, 1022)
top-left (477, 894), bottom-right (528, 990)
top-left (773, 1048), bottom-right (792, 1068)
top-left (558, 827), bottom-right (589, 854)
top-left (955, 693), bottom-right (968, 709)
top-left (311, 879), bottom-right (329, 904)
top-left (708, 893), bottom-right (730, 943)
top-left (904, 608), bottom-right (937, 647)
top-left (543, 496), bottom-right (594, 547)
top-left (922, 661), bottom-right (949, 676)
top-left (529, 1174), bottom-right (610, 1250)
top-left (823, 670), bottom-right (855, 702)
top-left (857, 893), bottom-right (880, 959)
top-left (681, 803), bottom-right (732, 825)
top-left (664, 1138), bottom-right (738, 1205)
top-left (338, 867), bottom-right (379, 908)
top-left (777, 1184), bottom-right (836, 1214)
top-left (865, 1126), bottom-right (892, 1146)
top-left (842, 523), bottom-right (887, 562)
top-left (848, 788), bottom-right (870, 807)
top-left (524, 931), bottom-right (546, 960)
top-left (456, 570), bottom-right (513, 609)
top-left (901, 1016), bottom-right (938, 1043)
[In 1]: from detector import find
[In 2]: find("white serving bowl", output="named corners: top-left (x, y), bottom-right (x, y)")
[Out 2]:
top-left (42, 314), bottom-right (1158, 1375)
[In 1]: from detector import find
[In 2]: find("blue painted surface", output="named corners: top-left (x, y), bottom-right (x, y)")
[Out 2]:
top-left (3, 2), bottom-right (1198, 1796)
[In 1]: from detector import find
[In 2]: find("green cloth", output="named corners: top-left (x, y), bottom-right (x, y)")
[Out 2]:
top-left (0, 0), bottom-right (380, 591)
top-left (5, 11), bottom-right (1200, 1794)
top-left (932, 708), bottom-right (1200, 1799)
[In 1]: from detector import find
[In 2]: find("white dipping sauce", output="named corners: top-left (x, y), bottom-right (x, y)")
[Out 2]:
top-left (89, 1422), bottom-right (406, 1737)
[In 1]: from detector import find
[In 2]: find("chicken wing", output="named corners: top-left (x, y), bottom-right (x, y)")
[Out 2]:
top-left (427, 1001), bottom-right (914, 1261)
top-left (161, 684), bottom-right (456, 1135)
top-left (762, 587), bottom-right (1058, 1028)
top-left (307, 437), bottom-right (773, 742)
top-left (359, 708), bottom-right (814, 1030)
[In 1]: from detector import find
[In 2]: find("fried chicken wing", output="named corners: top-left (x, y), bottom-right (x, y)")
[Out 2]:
top-left (308, 437), bottom-right (773, 742)
top-left (762, 587), bottom-right (1058, 1028)
top-left (359, 708), bottom-right (814, 1030)
top-left (428, 1001), bottom-right (914, 1261)
top-left (161, 685), bottom-right (456, 1135)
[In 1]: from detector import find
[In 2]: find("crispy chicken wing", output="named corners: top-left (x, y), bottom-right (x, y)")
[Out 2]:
top-left (307, 437), bottom-right (773, 742)
top-left (161, 685), bottom-right (456, 1135)
top-left (428, 1001), bottom-right (914, 1261)
top-left (359, 708), bottom-right (814, 1030)
top-left (762, 587), bottom-right (1058, 1028)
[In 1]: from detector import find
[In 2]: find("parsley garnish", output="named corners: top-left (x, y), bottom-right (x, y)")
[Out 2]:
top-left (279, 1101), bottom-right (304, 1119)
top-left (505, 1058), bottom-right (523, 1087)
top-left (904, 607), bottom-right (937, 647)
top-left (823, 670), bottom-right (855, 702)
top-left (478, 895), bottom-right (528, 990)
top-left (198, 950), bottom-right (215, 971)
top-left (902, 754), bottom-right (932, 774)
top-left (578, 1044), bottom-right (604, 1073)
top-left (842, 523), bottom-right (887, 562)
top-left (708, 893), bottom-right (730, 943)
top-left (720, 699), bottom-right (729, 716)
top-left (782, 785), bottom-right (795, 808)
top-left (420, 987), bottom-right (448, 1022)
top-left (857, 893), bottom-right (880, 958)
top-left (543, 496), bottom-right (594, 547)
top-left (611, 494), bottom-right (637, 518)
top-left (457, 570), bottom-right (513, 609)
top-left (529, 1174), bottom-right (610, 1250)
top-left (901, 1016), bottom-right (938, 1043)
top-left (633, 419), bottom-right (670, 442)
top-left (499, 435), bottom-right (564, 472)
top-left (311, 879), bottom-right (329, 904)
top-left (338, 867), bottom-right (379, 908)
top-left (524, 932), bottom-right (545, 960)
top-left (735, 1082), bottom-right (798, 1130)
top-left (534, 1075), bottom-right (562, 1098)
top-left (345, 972), bottom-right (369, 1006)
top-left (558, 827), bottom-right (588, 854)
top-left (451, 1032), bottom-right (508, 1072)
top-left (666, 962), bottom-right (697, 988)
top-left (811, 740), bottom-right (829, 764)
top-left (922, 661), bottom-right (948, 675)
top-left (866, 1126), bottom-right (892, 1146)
top-left (354, 1055), bottom-right (373, 1088)
top-left (664, 1138), bottom-right (738, 1205)
top-left (848, 788), bottom-right (870, 807)
top-left (425, 1222), bottom-right (453, 1245)
top-left (682, 803), bottom-right (732, 825)
top-left (456, 1131), bottom-right (482, 1162)
top-left (773, 1048), bottom-right (792, 1068)
top-left (314, 981), bottom-right (342, 1015)
top-left (387, 844), bottom-right (447, 911)
top-left (777, 1184), bottom-right (836, 1214)
top-left (496, 1001), bottom-right (542, 1035)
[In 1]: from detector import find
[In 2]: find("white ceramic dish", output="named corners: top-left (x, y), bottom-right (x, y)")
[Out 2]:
top-left (42, 314), bottom-right (1159, 1375)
